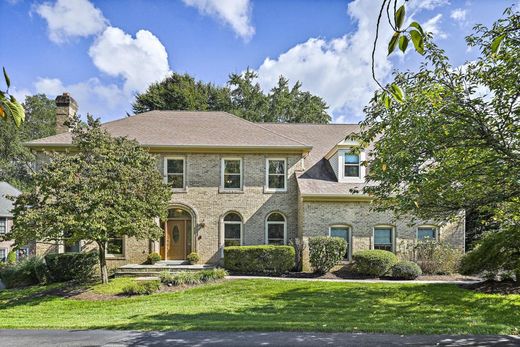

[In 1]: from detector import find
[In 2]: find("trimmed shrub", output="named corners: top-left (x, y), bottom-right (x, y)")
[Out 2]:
top-left (353, 250), bottom-right (398, 277)
top-left (6, 251), bottom-right (16, 265)
top-left (147, 252), bottom-right (161, 265)
top-left (187, 252), bottom-right (200, 265)
top-left (122, 280), bottom-right (160, 295)
top-left (308, 236), bottom-right (347, 274)
top-left (0, 256), bottom-right (48, 288)
top-left (415, 239), bottom-right (462, 275)
top-left (224, 245), bottom-right (295, 275)
top-left (390, 261), bottom-right (422, 280)
top-left (45, 252), bottom-right (98, 283)
top-left (159, 268), bottom-right (228, 286)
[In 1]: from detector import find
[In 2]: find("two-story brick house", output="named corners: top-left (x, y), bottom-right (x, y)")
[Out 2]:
top-left (26, 93), bottom-right (465, 268)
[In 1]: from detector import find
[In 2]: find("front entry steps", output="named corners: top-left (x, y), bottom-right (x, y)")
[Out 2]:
top-left (114, 263), bottom-right (216, 278)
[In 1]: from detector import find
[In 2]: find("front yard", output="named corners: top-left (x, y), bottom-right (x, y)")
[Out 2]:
top-left (1, 278), bottom-right (519, 335)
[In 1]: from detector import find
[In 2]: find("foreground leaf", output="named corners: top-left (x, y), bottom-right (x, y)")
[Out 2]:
top-left (388, 32), bottom-right (400, 55)
top-left (395, 5), bottom-right (405, 30)
top-left (410, 30), bottom-right (425, 55)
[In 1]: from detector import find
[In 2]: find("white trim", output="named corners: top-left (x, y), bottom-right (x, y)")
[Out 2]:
top-left (416, 225), bottom-right (439, 241)
top-left (338, 148), bottom-right (366, 183)
top-left (0, 217), bottom-right (6, 235)
top-left (163, 156), bottom-right (186, 191)
top-left (265, 158), bottom-right (287, 192)
top-left (372, 225), bottom-right (395, 252)
top-left (329, 225), bottom-right (352, 261)
top-left (220, 157), bottom-right (243, 191)
top-left (265, 212), bottom-right (287, 245)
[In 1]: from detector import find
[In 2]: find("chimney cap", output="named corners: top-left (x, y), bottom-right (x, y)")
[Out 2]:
top-left (55, 92), bottom-right (78, 108)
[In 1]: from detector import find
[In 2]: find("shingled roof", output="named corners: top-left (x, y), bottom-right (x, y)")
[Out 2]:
top-left (0, 182), bottom-right (21, 217)
top-left (26, 111), bottom-right (312, 150)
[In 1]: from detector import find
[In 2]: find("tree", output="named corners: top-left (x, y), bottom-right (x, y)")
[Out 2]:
top-left (355, 9), bottom-right (519, 276)
top-left (0, 67), bottom-right (25, 127)
top-left (11, 115), bottom-right (171, 283)
top-left (0, 94), bottom-right (56, 190)
top-left (132, 70), bottom-right (330, 124)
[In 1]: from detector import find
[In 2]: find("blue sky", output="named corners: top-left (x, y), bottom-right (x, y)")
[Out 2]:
top-left (0, 0), bottom-right (515, 123)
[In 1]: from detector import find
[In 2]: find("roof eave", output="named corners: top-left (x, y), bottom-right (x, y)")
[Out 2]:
top-left (300, 193), bottom-right (373, 202)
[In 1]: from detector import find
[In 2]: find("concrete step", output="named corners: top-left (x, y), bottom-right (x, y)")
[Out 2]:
top-left (114, 263), bottom-right (216, 277)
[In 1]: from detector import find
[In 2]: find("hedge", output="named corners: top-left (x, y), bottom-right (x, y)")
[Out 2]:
top-left (308, 236), bottom-right (347, 274)
top-left (389, 260), bottom-right (422, 280)
top-left (352, 250), bottom-right (398, 277)
top-left (45, 252), bottom-right (98, 282)
top-left (224, 245), bottom-right (295, 275)
top-left (0, 256), bottom-right (48, 288)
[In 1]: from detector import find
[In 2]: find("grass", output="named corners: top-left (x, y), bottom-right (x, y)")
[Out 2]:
top-left (0, 279), bottom-right (519, 334)
top-left (90, 277), bottom-right (138, 295)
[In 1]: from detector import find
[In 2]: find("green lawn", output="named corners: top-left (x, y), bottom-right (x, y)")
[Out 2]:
top-left (0, 279), bottom-right (519, 335)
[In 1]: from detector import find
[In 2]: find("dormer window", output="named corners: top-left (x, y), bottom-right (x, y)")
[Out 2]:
top-left (344, 152), bottom-right (360, 178)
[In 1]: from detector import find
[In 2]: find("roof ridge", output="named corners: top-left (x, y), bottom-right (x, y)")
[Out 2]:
top-left (219, 112), bottom-right (311, 147)
top-left (261, 122), bottom-right (360, 126)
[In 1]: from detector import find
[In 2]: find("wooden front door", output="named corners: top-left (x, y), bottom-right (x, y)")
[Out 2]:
top-left (166, 220), bottom-right (188, 260)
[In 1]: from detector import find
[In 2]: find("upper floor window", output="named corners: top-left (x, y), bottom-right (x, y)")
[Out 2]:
top-left (344, 152), bottom-right (360, 177)
top-left (417, 226), bottom-right (438, 241)
top-left (374, 226), bottom-right (394, 252)
top-left (266, 212), bottom-right (286, 245)
top-left (266, 159), bottom-right (287, 192)
top-left (0, 218), bottom-right (6, 235)
top-left (222, 158), bottom-right (242, 190)
top-left (223, 212), bottom-right (242, 246)
top-left (165, 157), bottom-right (185, 189)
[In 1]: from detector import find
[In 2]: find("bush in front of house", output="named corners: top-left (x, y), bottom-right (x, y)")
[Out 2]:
top-left (122, 280), bottom-right (160, 295)
top-left (147, 252), bottom-right (161, 265)
top-left (186, 252), bottom-right (200, 265)
top-left (308, 236), bottom-right (347, 274)
top-left (6, 251), bottom-right (17, 265)
top-left (389, 261), bottom-right (422, 280)
top-left (353, 250), bottom-right (398, 277)
top-left (415, 239), bottom-right (462, 275)
top-left (159, 268), bottom-right (228, 286)
top-left (0, 256), bottom-right (48, 288)
top-left (45, 252), bottom-right (98, 283)
top-left (224, 245), bottom-right (295, 275)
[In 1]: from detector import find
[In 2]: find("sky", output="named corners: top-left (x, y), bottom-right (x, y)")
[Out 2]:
top-left (0, 0), bottom-right (515, 123)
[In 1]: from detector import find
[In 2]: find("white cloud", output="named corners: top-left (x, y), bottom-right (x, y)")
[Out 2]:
top-left (35, 0), bottom-right (108, 43)
top-left (183, 0), bottom-right (254, 41)
top-left (35, 77), bottom-right (129, 119)
top-left (256, 0), bottom-right (397, 123)
top-left (450, 8), bottom-right (467, 23)
top-left (422, 14), bottom-right (447, 39)
top-left (89, 27), bottom-right (171, 94)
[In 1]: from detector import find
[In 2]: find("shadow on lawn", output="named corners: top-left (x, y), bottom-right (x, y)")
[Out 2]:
top-left (90, 283), bottom-right (520, 335)
top-left (0, 283), bottom-right (85, 309)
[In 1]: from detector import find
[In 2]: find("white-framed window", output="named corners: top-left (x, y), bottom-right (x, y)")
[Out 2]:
top-left (107, 236), bottom-right (124, 257)
top-left (266, 158), bottom-right (287, 192)
top-left (265, 212), bottom-right (287, 245)
top-left (373, 226), bottom-right (394, 252)
top-left (344, 152), bottom-right (360, 178)
top-left (337, 148), bottom-right (366, 183)
top-left (417, 226), bottom-right (438, 241)
top-left (16, 247), bottom-right (29, 260)
top-left (0, 248), bottom-right (7, 262)
top-left (0, 218), bottom-right (6, 235)
top-left (164, 157), bottom-right (185, 190)
top-left (329, 225), bottom-right (351, 260)
top-left (223, 212), bottom-right (243, 246)
top-left (221, 158), bottom-right (243, 190)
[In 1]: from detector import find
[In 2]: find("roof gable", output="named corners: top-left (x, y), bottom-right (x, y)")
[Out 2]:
top-left (0, 182), bottom-right (21, 217)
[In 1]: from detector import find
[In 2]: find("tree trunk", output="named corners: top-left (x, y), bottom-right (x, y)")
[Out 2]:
top-left (97, 241), bottom-right (109, 284)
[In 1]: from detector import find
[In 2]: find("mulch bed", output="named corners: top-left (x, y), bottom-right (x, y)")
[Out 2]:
top-left (460, 280), bottom-right (520, 295)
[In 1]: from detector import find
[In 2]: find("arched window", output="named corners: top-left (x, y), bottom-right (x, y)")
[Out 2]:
top-left (224, 212), bottom-right (242, 246)
top-left (266, 212), bottom-right (286, 245)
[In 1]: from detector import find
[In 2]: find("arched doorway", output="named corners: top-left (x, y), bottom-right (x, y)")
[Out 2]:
top-left (160, 207), bottom-right (193, 260)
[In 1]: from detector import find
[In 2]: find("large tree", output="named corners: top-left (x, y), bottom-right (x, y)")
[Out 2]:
top-left (355, 9), bottom-right (519, 276)
top-left (0, 94), bottom-right (56, 190)
top-left (11, 116), bottom-right (171, 283)
top-left (132, 70), bottom-right (331, 124)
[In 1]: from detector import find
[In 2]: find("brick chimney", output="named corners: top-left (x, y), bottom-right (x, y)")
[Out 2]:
top-left (55, 92), bottom-right (78, 134)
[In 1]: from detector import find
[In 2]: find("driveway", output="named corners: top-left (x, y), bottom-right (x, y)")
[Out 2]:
top-left (0, 330), bottom-right (518, 347)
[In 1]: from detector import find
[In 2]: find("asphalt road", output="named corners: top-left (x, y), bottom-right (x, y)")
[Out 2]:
top-left (0, 330), bottom-right (519, 347)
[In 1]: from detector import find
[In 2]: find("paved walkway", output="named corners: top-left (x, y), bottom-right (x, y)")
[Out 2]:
top-left (0, 330), bottom-right (518, 346)
top-left (226, 275), bottom-right (482, 284)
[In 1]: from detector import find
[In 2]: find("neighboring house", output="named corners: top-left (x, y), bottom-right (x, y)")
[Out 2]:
top-left (0, 182), bottom-right (23, 263)
top-left (25, 93), bottom-right (465, 268)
